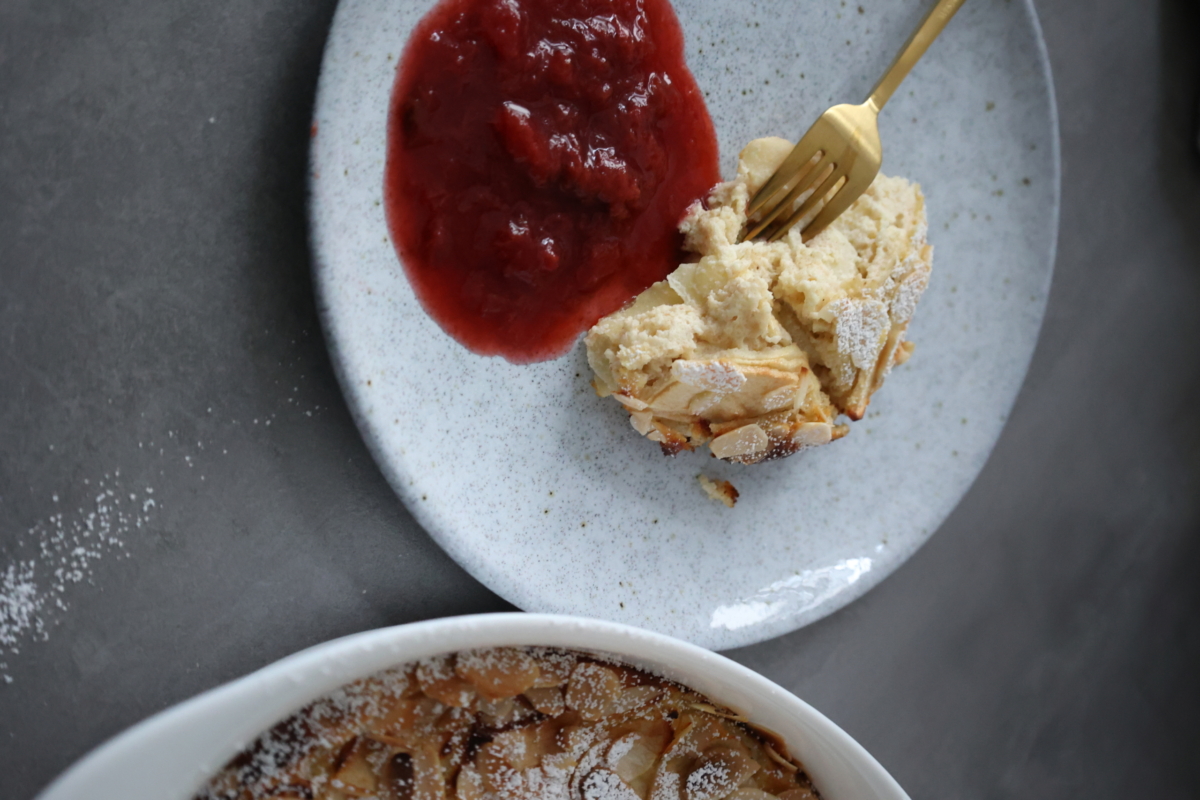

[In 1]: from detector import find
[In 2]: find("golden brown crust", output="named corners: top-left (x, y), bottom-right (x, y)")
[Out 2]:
top-left (195, 648), bottom-right (824, 800)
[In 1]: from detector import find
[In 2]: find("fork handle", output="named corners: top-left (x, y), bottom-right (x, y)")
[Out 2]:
top-left (866, 0), bottom-right (967, 113)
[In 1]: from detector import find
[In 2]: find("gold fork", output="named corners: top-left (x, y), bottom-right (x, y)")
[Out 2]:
top-left (743, 0), bottom-right (967, 243)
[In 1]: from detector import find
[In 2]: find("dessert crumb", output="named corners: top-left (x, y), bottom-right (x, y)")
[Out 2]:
top-left (698, 475), bottom-right (739, 508)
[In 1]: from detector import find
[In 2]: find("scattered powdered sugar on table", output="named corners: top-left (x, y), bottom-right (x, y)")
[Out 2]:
top-left (0, 471), bottom-right (158, 683)
top-left (0, 562), bottom-right (41, 681)
top-left (1, 362), bottom-right (333, 684)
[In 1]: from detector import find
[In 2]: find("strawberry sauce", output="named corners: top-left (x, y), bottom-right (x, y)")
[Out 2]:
top-left (385, 0), bottom-right (719, 362)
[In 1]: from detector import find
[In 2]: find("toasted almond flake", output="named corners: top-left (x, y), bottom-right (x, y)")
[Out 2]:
top-left (331, 737), bottom-right (381, 794)
top-left (687, 391), bottom-right (721, 415)
top-left (612, 735), bottom-right (660, 786)
top-left (456, 764), bottom-right (485, 800)
top-left (566, 662), bottom-right (624, 722)
top-left (791, 423), bottom-right (833, 447)
top-left (761, 384), bottom-right (797, 411)
top-left (614, 393), bottom-right (649, 411)
top-left (709, 425), bottom-right (768, 460)
top-left (776, 789), bottom-right (818, 800)
top-left (648, 381), bottom-right (705, 415)
top-left (417, 655), bottom-right (477, 708)
top-left (761, 742), bottom-right (799, 773)
top-left (727, 789), bottom-right (779, 800)
top-left (687, 703), bottom-right (747, 723)
top-left (583, 767), bottom-right (642, 800)
top-left (693, 742), bottom-right (759, 800)
top-left (524, 685), bottom-right (567, 716)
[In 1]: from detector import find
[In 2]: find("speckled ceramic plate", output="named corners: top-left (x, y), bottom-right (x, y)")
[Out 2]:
top-left (311, 0), bottom-right (1059, 650)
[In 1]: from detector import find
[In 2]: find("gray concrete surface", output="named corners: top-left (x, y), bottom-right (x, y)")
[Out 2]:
top-left (1, 0), bottom-right (1197, 797)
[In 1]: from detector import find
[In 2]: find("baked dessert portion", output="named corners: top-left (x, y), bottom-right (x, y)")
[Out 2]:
top-left (586, 137), bottom-right (932, 464)
top-left (195, 647), bottom-right (822, 800)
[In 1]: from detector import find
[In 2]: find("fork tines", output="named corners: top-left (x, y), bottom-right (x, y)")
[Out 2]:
top-left (740, 104), bottom-right (882, 244)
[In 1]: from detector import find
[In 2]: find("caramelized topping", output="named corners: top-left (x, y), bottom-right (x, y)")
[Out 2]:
top-left (195, 649), bottom-right (822, 800)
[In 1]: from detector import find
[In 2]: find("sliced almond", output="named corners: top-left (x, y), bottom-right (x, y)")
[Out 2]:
top-left (477, 694), bottom-right (536, 727)
top-left (455, 764), bottom-right (485, 800)
top-left (687, 391), bottom-right (722, 415)
top-left (647, 380), bottom-right (705, 415)
top-left (526, 716), bottom-right (565, 760)
top-left (608, 721), bottom-right (670, 792)
top-left (582, 767), bottom-right (642, 800)
top-left (331, 736), bottom-right (384, 795)
top-left (416, 655), bottom-right (476, 709)
top-left (614, 392), bottom-right (650, 411)
top-left (524, 685), bottom-right (567, 716)
top-left (629, 409), bottom-right (655, 436)
top-left (455, 647), bottom-right (540, 700)
top-left (475, 748), bottom-right (521, 799)
top-left (528, 650), bottom-right (577, 688)
top-left (709, 425), bottom-right (768, 461)
top-left (791, 423), bottom-right (832, 447)
top-left (687, 703), bottom-right (747, 723)
top-left (487, 727), bottom-right (541, 771)
top-left (776, 789), bottom-right (818, 800)
top-left (379, 695), bottom-right (446, 742)
top-left (727, 789), bottom-right (779, 800)
top-left (700, 368), bottom-right (797, 422)
top-left (611, 685), bottom-right (663, 714)
top-left (407, 741), bottom-right (446, 800)
top-left (760, 384), bottom-right (798, 412)
top-left (432, 706), bottom-right (473, 769)
top-left (565, 662), bottom-right (624, 722)
top-left (684, 742), bottom-right (759, 800)
top-left (618, 750), bottom-right (659, 799)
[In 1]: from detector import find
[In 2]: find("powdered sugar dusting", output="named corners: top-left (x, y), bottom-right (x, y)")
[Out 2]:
top-left (890, 264), bottom-right (931, 326)
top-left (0, 472), bottom-right (157, 683)
top-left (1, 373), bottom-right (337, 684)
top-left (826, 298), bottom-right (889, 370)
top-left (650, 769), bottom-right (682, 800)
top-left (606, 734), bottom-right (637, 769)
top-left (416, 652), bottom-right (456, 682)
top-left (582, 767), bottom-right (641, 800)
top-left (671, 360), bottom-right (746, 393)
top-left (685, 759), bottom-right (733, 800)
top-left (198, 666), bottom-right (413, 800)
